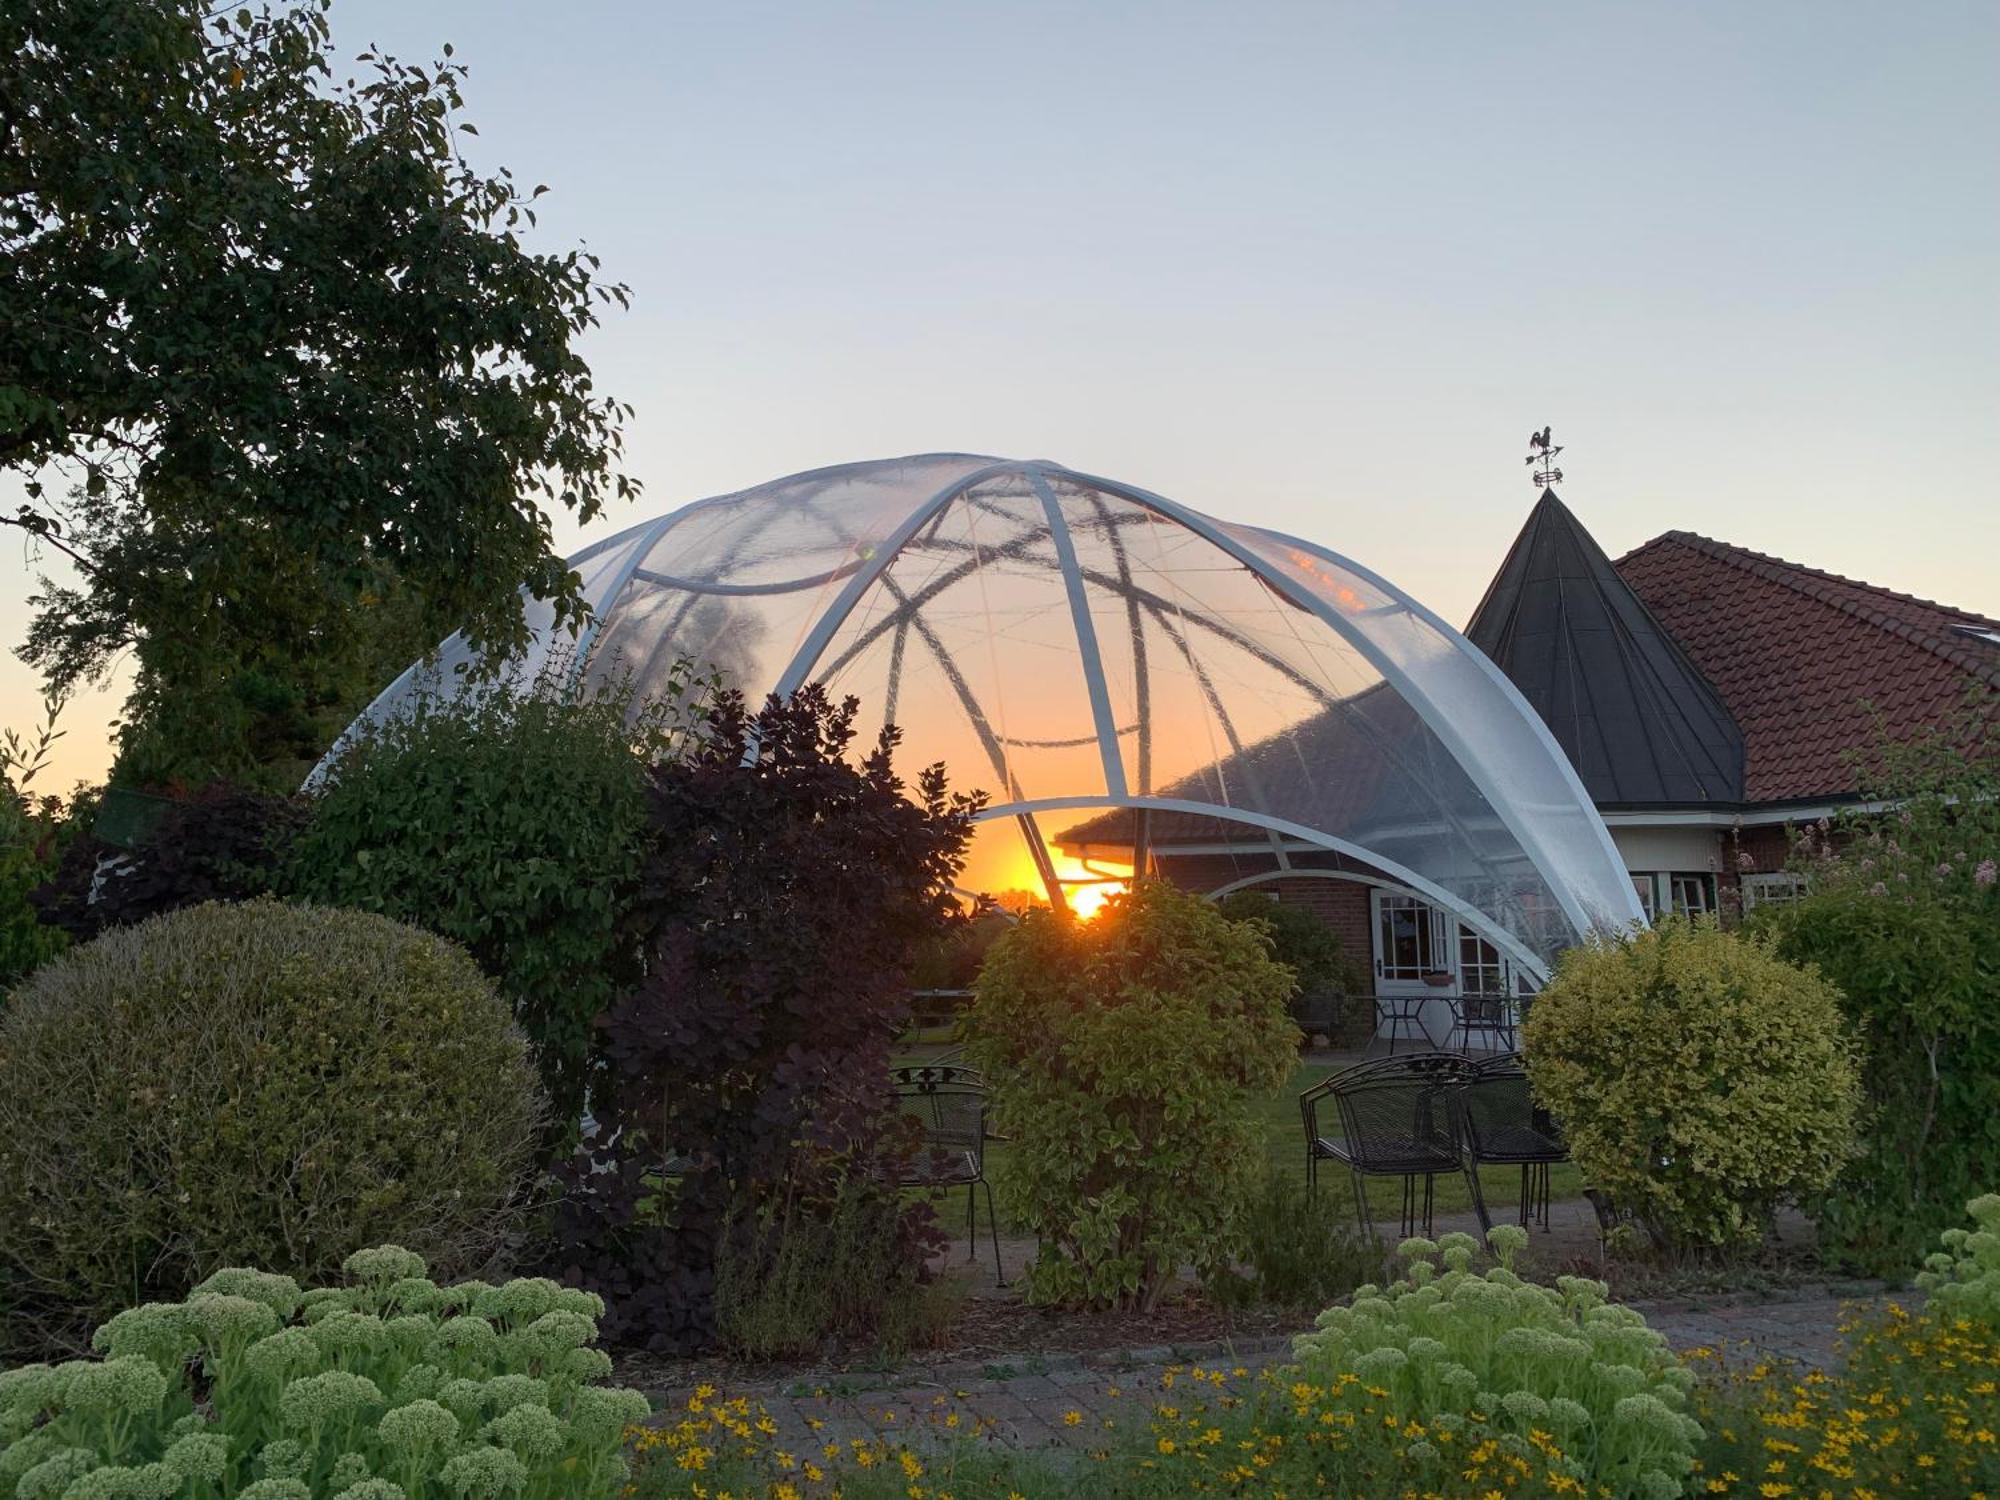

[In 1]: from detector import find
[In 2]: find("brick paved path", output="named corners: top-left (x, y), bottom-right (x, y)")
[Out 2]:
top-left (636, 1287), bottom-right (1899, 1456)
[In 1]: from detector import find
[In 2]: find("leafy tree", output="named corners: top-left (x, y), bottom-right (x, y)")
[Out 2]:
top-left (554, 686), bottom-right (982, 1354)
top-left (1215, 889), bottom-right (1365, 1019)
top-left (0, 695), bottom-right (71, 991)
top-left (285, 660), bottom-right (711, 1136)
top-left (1758, 702), bottom-right (2000, 1272)
top-left (2, 0), bottom-right (639, 785)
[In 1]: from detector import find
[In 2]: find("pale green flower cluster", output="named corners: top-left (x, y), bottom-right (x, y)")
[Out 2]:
top-left (1291, 1225), bottom-right (1702, 1499)
top-left (0, 1247), bottom-right (648, 1500)
top-left (1914, 1192), bottom-right (2000, 1330)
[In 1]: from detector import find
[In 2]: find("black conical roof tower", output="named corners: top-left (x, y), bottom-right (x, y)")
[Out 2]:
top-left (1467, 490), bottom-right (1745, 807)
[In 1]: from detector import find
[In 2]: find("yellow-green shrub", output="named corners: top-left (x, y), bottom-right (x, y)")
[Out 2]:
top-left (1522, 918), bottom-right (1860, 1254)
top-left (964, 879), bottom-right (1298, 1310)
top-left (0, 901), bottom-right (544, 1335)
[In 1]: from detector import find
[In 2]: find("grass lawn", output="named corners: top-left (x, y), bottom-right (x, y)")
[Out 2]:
top-left (905, 1051), bottom-right (1585, 1236)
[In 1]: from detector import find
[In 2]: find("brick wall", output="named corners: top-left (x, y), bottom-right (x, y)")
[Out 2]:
top-left (1719, 822), bottom-right (1803, 918)
top-left (1155, 853), bottom-right (1381, 1047)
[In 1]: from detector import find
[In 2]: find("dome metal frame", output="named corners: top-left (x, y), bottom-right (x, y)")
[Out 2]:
top-left (322, 455), bottom-right (1645, 980)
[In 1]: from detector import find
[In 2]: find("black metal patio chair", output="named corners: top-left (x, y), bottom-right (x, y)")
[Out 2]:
top-left (1368, 993), bottom-right (1433, 1056)
top-left (1301, 1052), bottom-right (1476, 1239)
top-left (1450, 1055), bottom-right (1568, 1232)
top-left (892, 1063), bottom-right (1006, 1285)
top-left (1444, 991), bottom-right (1518, 1054)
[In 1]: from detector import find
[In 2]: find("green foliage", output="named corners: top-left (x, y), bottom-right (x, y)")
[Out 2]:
top-left (1757, 712), bottom-right (2000, 1273)
top-left (1290, 1228), bottom-right (1703, 1499)
top-left (714, 1180), bottom-right (961, 1363)
top-left (0, 1246), bottom-right (650, 1500)
top-left (1203, 1167), bottom-right (1382, 1311)
top-left (4, 0), bottom-right (639, 787)
top-left (30, 783), bottom-right (307, 944)
top-left (1523, 918), bottom-right (1861, 1256)
top-left (285, 663), bottom-right (706, 1133)
top-left (0, 900), bottom-right (544, 1340)
top-left (1215, 891), bottom-right (1364, 1025)
top-left (1916, 1193), bottom-right (2000, 1332)
top-left (0, 698), bottom-right (70, 993)
top-left (102, 567), bottom-right (437, 794)
top-left (965, 878), bottom-right (1300, 1311)
top-left (908, 903), bottom-right (1015, 993)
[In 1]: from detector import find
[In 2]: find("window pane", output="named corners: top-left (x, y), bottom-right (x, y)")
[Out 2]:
top-left (1629, 874), bottom-right (1656, 920)
top-left (1669, 873), bottom-right (1714, 916)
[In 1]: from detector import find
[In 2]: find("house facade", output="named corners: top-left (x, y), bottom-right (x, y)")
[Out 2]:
top-left (1056, 489), bottom-right (2000, 1030)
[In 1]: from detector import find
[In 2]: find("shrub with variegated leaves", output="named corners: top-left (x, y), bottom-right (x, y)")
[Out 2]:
top-left (0, 1247), bottom-right (650, 1500)
top-left (1288, 1227), bottom-right (1703, 1500)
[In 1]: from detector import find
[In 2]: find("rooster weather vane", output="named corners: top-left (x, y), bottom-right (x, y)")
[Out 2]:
top-left (1525, 426), bottom-right (1564, 488)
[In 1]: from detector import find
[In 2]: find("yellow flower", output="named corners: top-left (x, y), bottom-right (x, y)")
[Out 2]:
top-left (1063, 1411), bottom-right (1083, 1427)
top-left (1157, 1437), bottom-right (1177, 1454)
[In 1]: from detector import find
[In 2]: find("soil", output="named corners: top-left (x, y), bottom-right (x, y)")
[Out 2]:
top-left (607, 1201), bottom-right (1847, 1398)
top-left (609, 1282), bottom-right (1306, 1397)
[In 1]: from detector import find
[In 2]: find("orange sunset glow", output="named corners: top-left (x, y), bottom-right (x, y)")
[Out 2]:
top-left (958, 820), bottom-right (1131, 920)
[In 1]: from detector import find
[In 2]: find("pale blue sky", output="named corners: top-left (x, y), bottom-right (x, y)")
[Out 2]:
top-left (8, 0), bottom-right (1996, 787)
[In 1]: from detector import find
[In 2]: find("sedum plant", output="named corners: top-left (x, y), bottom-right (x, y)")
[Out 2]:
top-left (0, 1247), bottom-right (651, 1500)
top-left (1915, 1192), bottom-right (2000, 1331)
top-left (1291, 1227), bottom-right (1703, 1500)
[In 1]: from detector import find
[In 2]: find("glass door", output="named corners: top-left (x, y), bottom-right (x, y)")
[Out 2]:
top-left (1371, 889), bottom-right (1453, 994)
top-left (1370, 888), bottom-right (1454, 1047)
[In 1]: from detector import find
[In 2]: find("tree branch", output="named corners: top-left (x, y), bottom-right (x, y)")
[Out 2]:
top-left (2, 512), bottom-right (98, 576)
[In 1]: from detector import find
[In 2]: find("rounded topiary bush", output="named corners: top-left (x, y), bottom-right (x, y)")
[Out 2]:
top-left (1523, 917), bottom-right (1860, 1255)
top-left (0, 899), bottom-right (544, 1330)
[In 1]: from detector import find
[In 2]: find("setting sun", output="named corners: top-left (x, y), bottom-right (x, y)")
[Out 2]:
top-left (1058, 852), bottom-right (1131, 920)
top-left (958, 820), bottom-right (1131, 919)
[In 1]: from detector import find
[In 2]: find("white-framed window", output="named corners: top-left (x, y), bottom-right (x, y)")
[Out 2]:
top-left (1669, 872), bottom-right (1716, 916)
top-left (1369, 889), bottom-right (1519, 996)
top-left (1741, 872), bottom-right (1806, 912)
top-left (1375, 891), bottom-right (1447, 982)
top-left (1458, 927), bottom-right (1508, 996)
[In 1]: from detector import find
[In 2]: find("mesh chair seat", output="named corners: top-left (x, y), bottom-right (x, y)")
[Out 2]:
top-left (904, 1145), bottom-right (980, 1186)
top-left (1464, 1123), bottom-right (1562, 1162)
top-left (1313, 1131), bottom-right (1461, 1175)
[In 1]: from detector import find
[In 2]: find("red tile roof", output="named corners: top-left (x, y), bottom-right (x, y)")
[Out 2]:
top-left (1613, 533), bottom-right (2000, 803)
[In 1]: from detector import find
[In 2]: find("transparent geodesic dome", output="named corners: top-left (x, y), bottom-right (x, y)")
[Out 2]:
top-left (320, 454), bottom-right (1642, 976)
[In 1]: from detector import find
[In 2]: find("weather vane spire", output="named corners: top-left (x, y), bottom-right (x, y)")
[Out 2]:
top-left (1525, 426), bottom-right (1564, 488)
